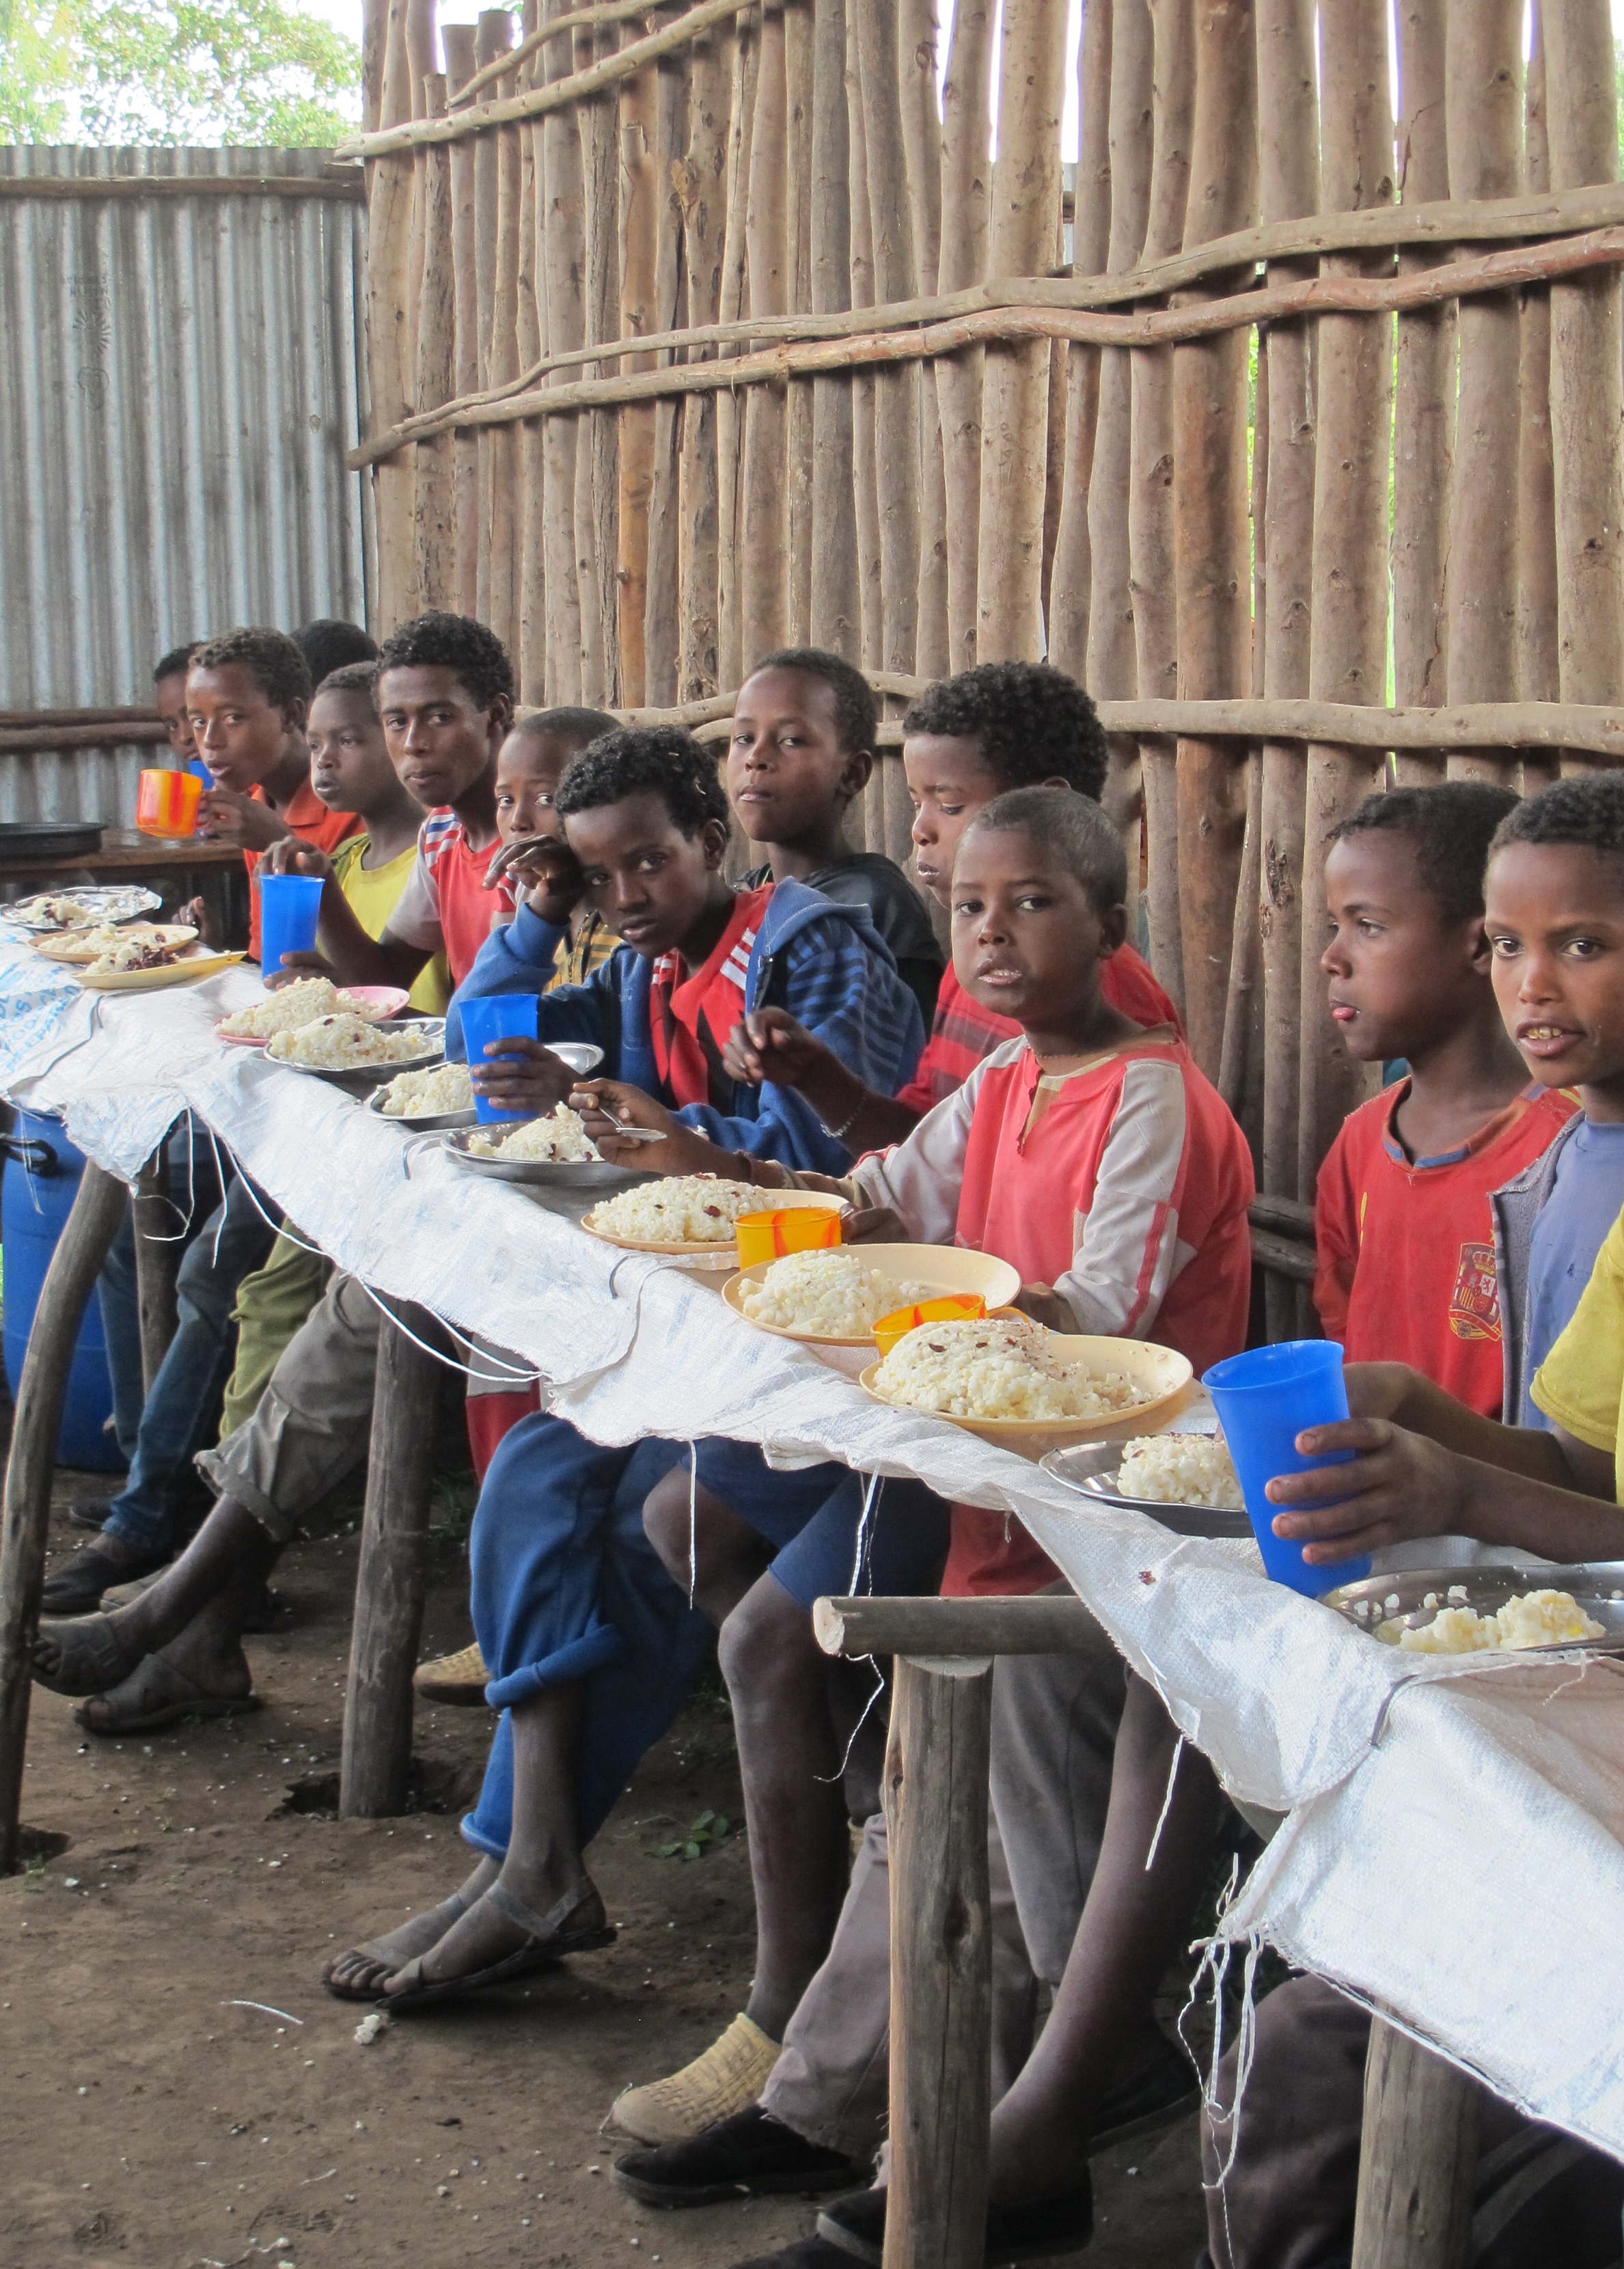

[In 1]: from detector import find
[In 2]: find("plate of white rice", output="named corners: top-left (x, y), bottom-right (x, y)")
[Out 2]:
top-left (581, 1177), bottom-right (845, 1256)
top-left (1325, 1565), bottom-right (1624, 1658)
top-left (7, 885), bottom-right (162, 932)
top-left (724, 1244), bottom-right (1021, 1347)
top-left (1042, 1432), bottom-right (1252, 1537)
top-left (862, 1318), bottom-right (1192, 1457)
top-left (266, 1013), bottom-right (445, 1089)
top-left (442, 1106), bottom-right (659, 1200)
top-left (217, 978), bottom-right (410, 1043)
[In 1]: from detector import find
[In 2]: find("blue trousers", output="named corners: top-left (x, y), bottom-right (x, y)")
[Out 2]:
top-left (96, 1118), bottom-right (229, 1462)
top-left (100, 1168), bottom-right (277, 1558)
top-left (462, 1418), bottom-right (708, 1860)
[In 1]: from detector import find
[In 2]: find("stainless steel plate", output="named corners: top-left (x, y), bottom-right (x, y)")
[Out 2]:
top-left (276, 1017), bottom-right (447, 1094)
top-left (365, 1087), bottom-right (477, 1133)
top-left (441, 1124), bottom-right (657, 1194)
top-left (1039, 1441), bottom-right (1254, 1539)
top-left (1325, 1563), bottom-right (1624, 1656)
top-left (544, 1041), bottom-right (604, 1078)
top-left (6, 885), bottom-right (162, 931)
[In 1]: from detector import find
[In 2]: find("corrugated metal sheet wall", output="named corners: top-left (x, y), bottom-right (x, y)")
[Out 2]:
top-left (0, 147), bottom-right (369, 825)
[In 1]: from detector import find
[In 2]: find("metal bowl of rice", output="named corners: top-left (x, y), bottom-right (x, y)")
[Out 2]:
top-left (268, 1014), bottom-right (446, 1092)
top-left (1041, 1436), bottom-right (1252, 1538)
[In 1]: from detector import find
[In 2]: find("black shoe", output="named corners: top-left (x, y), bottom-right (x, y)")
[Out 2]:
top-left (613, 2105), bottom-right (869, 2209)
top-left (816, 2173), bottom-right (1093, 2266)
top-left (1090, 2031), bottom-right (1200, 2154)
top-left (65, 1498), bottom-right (115, 1533)
top-left (40, 1539), bottom-right (165, 1617)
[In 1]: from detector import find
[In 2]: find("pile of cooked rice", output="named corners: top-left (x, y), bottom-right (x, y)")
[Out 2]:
top-left (1116, 1433), bottom-right (1244, 1511)
top-left (267, 1013), bottom-right (433, 1070)
top-left (874, 1314), bottom-right (1156, 1422)
top-left (590, 1174), bottom-right (777, 1244)
top-left (379, 1062), bottom-right (476, 1117)
top-left (88, 937), bottom-right (186, 975)
top-left (20, 895), bottom-right (90, 926)
top-left (739, 1248), bottom-right (933, 1338)
top-left (468, 1105), bottom-right (603, 1162)
top-left (219, 978), bottom-right (378, 1039)
top-left (1380, 1587), bottom-right (1605, 1654)
top-left (60, 920), bottom-right (171, 959)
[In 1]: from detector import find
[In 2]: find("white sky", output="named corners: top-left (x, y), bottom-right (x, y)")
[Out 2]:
top-left (292, 0), bottom-right (1624, 161)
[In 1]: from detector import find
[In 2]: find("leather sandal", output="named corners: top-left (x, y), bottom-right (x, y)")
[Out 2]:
top-left (383, 1879), bottom-right (616, 2009)
top-left (32, 1612), bottom-right (145, 1698)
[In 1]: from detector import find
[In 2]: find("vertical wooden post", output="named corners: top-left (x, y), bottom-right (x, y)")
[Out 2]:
top-left (856, 3), bottom-right (922, 680)
top-left (1349, 2019), bottom-right (1480, 2269)
top-left (1050, 0), bottom-right (1116, 688)
top-left (579, 16), bottom-right (622, 705)
top-left (0, 1164), bottom-right (125, 1873)
top-left (643, 31), bottom-right (690, 708)
top-left (541, 0), bottom-right (588, 703)
top-left (784, 0), bottom-right (818, 645)
top-left (131, 1146), bottom-right (178, 1394)
top-left (1129, 0), bottom-right (1194, 1017)
top-left (618, 25), bottom-right (662, 706)
top-left (900, 0), bottom-right (948, 683)
top-left (677, 26), bottom-right (730, 698)
top-left (808, 0), bottom-right (859, 660)
top-left (413, 74), bottom-right (458, 614)
top-left (934, 0), bottom-right (994, 674)
top-left (444, 24), bottom-right (482, 618)
top-left (1517, 4), bottom-right (1560, 789)
top-left (1543, 0), bottom-right (1624, 768)
top-left (1442, 0), bottom-right (1523, 789)
top-left (1256, 0), bottom-right (1318, 1334)
top-left (1172, 0), bottom-right (1257, 1077)
top-left (716, 19), bottom-right (760, 693)
top-left (340, 1310), bottom-right (445, 1820)
top-left (847, 4), bottom-right (884, 697)
top-left (1391, 0), bottom-right (1453, 766)
top-left (367, 0), bottom-right (418, 634)
top-left (1297, 0), bottom-right (1392, 1191)
top-left (362, 0), bottom-right (387, 133)
top-left (974, 0), bottom-right (1069, 663)
top-left (883, 1652), bottom-right (994, 2269)
top-left (517, 10), bottom-right (549, 703)
top-left (471, 7), bottom-right (513, 630)
top-left (743, 2), bottom-right (791, 666)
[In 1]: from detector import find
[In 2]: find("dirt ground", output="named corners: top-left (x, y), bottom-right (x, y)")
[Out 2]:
top-left (1, 1471), bottom-right (1211, 2269)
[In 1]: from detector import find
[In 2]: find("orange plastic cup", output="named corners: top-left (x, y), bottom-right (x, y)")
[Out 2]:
top-left (735, 1206), bottom-right (842, 1268)
top-left (872, 1292), bottom-right (987, 1358)
top-left (136, 767), bottom-right (202, 838)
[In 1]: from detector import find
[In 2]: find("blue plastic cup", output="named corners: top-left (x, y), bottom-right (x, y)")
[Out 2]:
top-left (258, 872), bottom-right (325, 975)
top-left (1202, 1341), bottom-right (1371, 1597)
top-left (461, 993), bottom-right (541, 1123)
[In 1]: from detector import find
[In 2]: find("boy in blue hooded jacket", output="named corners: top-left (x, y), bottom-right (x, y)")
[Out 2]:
top-left (313, 725), bottom-right (933, 2007)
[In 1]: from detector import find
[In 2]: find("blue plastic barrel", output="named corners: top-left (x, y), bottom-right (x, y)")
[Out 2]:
top-left (1, 1110), bottom-right (124, 1471)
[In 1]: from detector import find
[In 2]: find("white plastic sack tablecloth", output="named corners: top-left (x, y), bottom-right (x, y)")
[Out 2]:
top-left (3, 931), bottom-right (1623, 2158)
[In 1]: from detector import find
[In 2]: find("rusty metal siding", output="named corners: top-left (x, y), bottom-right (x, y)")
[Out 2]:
top-left (0, 146), bottom-right (369, 826)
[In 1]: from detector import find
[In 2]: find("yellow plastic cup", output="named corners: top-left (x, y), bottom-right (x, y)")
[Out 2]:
top-left (135, 767), bottom-right (202, 838)
top-left (734, 1205), bottom-right (842, 1268)
top-left (871, 1292), bottom-right (988, 1358)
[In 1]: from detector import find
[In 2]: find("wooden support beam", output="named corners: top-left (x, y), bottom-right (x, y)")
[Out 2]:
top-left (883, 1652), bottom-right (993, 2269)
top-left (340, 1308), bottom-right (445, 1819)
top-left (0, 1162), bottom-right (126, 1873)
top-left (1350, 2019), bottom-right (1481, 2269)
top-left (815, 1591), bottom-right (1096, 1659)
top-left (131, 1147), bottom-right (179, 1395)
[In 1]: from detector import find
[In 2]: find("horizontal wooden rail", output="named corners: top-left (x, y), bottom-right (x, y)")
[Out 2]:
top-left (0, 172), bottom-right (363, 202)
top-left (1252, 1228), bottom-right (1318, 1287)
top-left (1250, 1193), bottom-right (1317, 1239)
top-left (0, 707), bottom-right (162, 731)
top-left (814, 1593), bottom-right (1097, 1660)
top-left (0, 721), bottom-right (169, 754)
top-left (336, 0), bottom-right (756, 159)
top-left (448, 0), bottom-right (689, 111)
top-left (352, 225), bottom-right (1624, 463)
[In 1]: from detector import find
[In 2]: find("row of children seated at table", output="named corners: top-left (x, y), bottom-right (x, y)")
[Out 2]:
top-left (36, 610), bottom-right (1624, 2267)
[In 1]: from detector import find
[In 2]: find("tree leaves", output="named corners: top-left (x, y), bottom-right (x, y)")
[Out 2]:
top-left (650, 1808), bottom-right (733, 1861)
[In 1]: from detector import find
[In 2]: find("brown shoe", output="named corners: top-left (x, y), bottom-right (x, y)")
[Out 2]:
top-left (41, 1537), bottom-right (165, 1617)
top-left (412, 1640), bottom-right (489, 1706)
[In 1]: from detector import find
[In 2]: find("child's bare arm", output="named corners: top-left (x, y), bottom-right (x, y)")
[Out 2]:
top-left (195, 788), bottom-right (291, 853)
top-left (260, 838), bottom-right (428, 990)
top-left (721, 1009), bottom-right (921, 1153)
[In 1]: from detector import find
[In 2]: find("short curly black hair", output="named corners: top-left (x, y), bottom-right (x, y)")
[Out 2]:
top-left (376, 611), bottom-right (514, 711)
top-left (745, 648), bottom-right (879, 755)
top-left (555, 725), bottom-right (730, 840)
top-left (1489, 773), bottom-right (1624, 870)
top-left (1328, 782), bottom-right (1520, 925)
top-left (965, 786), bottom-right (1127, 916)
top-left (189, 627), bottom-right (312, 711)
top-left (153, 642), bottom-right (200, 685)
top-left (510, 704), bottom-right (620, 750)
top-left (294, 617), bottom-right (378, 684)
top-left (902, 661), bottom-right (1108, 801)
top-left (311, 660), bottom-right (380, 710)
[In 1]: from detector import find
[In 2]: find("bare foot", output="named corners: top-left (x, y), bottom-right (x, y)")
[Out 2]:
top-left (324, 1860), bottom-right (498, 1999)
top-left (381, 1863), bottom-right (606, 1995)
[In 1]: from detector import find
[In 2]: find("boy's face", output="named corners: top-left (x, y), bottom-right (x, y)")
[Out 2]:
top-left (376, 663), bottom-right (509, 811)
top-left (949, 825), bottom-right (1124, 1026)
top-left (1484, 841), bottom-right (1624, 1092)
top-left (903, 732), bottom-right (1004, 907)
top-left (187, 662), bottom-right (302, 792)
top-left (154, 670), bottom-right (195, 762)
top-left (307, 689), bottom-right (397, 816)
top-left (562, 790), bottom-right (728, 959)
top-left (493, 728), bottom-right (575, 845)
top-left (1321, 833), bottom-right (1489, 1064)
top-left (727, 668), bottom-right (869, 844)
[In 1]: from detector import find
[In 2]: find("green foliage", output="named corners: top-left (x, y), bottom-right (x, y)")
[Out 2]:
top-left (0, 0), bottom-right (361, 147)
top-left (651, 1808), bottom-right (734, 1861)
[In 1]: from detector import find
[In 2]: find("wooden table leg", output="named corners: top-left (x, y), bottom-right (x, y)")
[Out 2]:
top-left (1350, 2016), bottom-right (1481, 2269)
top-left (884, 1651), bottom-right (995, 2269)
top-left (0, 1161), bottom-right (126, 1871)
top-left (132, 1144), bottom-right (179, 1393)
top-left (340, 1307), bottom-right (445, 1819)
